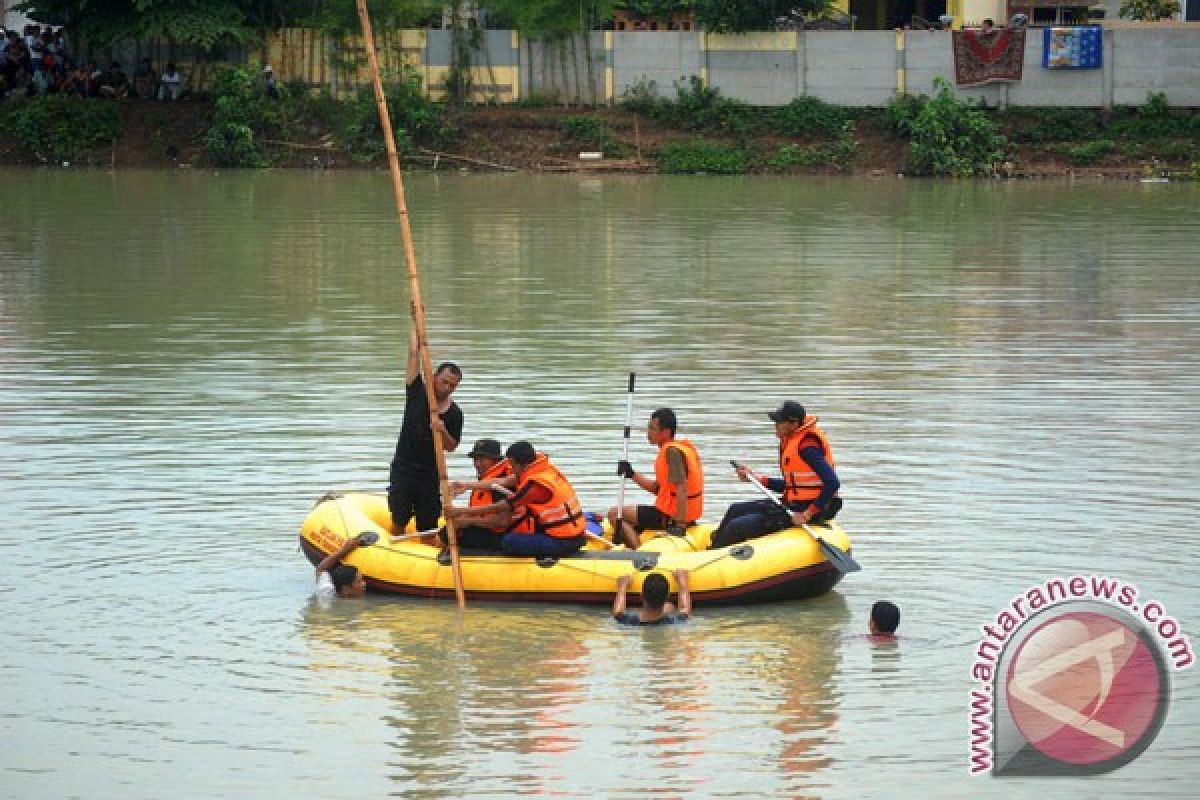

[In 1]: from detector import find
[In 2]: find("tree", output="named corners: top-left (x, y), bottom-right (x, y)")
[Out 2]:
top-left (693, 0), bottom-right (829, 32)
top-left (1119, 0), bottom-right (1180, 19)
top-left (16, 0), bottom-right (255, 49)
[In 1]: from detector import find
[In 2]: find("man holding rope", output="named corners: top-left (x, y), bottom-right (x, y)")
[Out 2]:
top-left (388, 329), bottom-right (463, 535)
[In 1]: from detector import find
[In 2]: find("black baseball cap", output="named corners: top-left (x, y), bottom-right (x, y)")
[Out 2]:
top-left (466, 438), bottom-right (503, 459)
top-left (767, 401), bottom-right (806, 423)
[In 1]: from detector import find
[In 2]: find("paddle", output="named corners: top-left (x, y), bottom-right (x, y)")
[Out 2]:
top-left (729, 460), bottom-right (861, 574)
top-left (355, 0), bottom-right (465, 608)
top-left (614, 372), bottom-right (637, 546)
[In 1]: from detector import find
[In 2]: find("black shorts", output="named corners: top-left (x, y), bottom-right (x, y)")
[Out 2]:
top-left (635, 506), bottom-right (695, 531)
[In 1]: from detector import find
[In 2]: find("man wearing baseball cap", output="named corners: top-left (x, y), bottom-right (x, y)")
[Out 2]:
top-left (438, 438), bottom-right (516, 562)
top-left (710, 400), bottom-right (841, 549)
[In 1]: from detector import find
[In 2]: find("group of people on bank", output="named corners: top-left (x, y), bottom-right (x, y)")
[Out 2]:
top-left (382, 333), bottom-right (842, 563)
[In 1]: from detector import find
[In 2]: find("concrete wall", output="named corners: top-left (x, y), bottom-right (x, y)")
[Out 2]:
top-left (237, 25), bottom-right (1200, 109)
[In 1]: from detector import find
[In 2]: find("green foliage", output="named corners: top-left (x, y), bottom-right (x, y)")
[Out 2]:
top-left (883, 93), bottom-right (926, 139)
top-left (693, 0), bottom-right (829, 32)
top-left (334, 68), bottom-right (451, 163)
top-left (771, 96), bottom-right (848, 137)
top-left (1150, 140), bottom-right (1196, 162)
top-left (486, 0), bottom-right (620, 36)
top-left (619, 77), bottom-right (661, 115)
top-left (1004, 107), bottom-right (1101, 142)
top-left (16, 0), bottom-right (254, 49)
top-left (0, 96), bottom-right (121, 163)
top-left (1108, 92), bottom-right (1192, 139)
top-left (1066, 139), bottom-right (1115, 164)
top-left (656, 140), bottom-right (750, 173)
top-left (764, 121), bottom-right (858, 170)
top-left (203, 66), bottom-right (272, 166)
top-left (1119, 0), bottom-right (1180, 19)
top-left (560, 115), bottom-right (625, 153)
top-left (621, 76), bottom-right (754, 134)
top-left (904, 77), bottom-right (1005, 177)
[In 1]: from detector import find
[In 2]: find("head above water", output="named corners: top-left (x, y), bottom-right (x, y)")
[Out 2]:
top-left (331, 564), bottom-right (366, 598)
top-left (642, 573), bottom-right (670, 610)
top-left (870, 600), bottom-right (900, 635)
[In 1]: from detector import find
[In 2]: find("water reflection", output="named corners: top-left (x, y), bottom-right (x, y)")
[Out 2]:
top-left (296, 595), bottom-right (850, 798)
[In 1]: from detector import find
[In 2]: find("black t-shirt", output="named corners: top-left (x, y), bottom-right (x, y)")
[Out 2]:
top-left (391, 375), bottom-right (463, 470)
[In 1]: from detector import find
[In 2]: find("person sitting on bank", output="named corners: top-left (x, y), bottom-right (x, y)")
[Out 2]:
top-left (710, 401), bottom-right (841, 549)
top-left (158, 61), bottom-right (181, 100)
top-left (457, 440), bottom-right (588, 558)
top-left (132, 57), bottom-right (155, 99)
top-left (612, 569), bottom-right (692, 625)
top-left (314, 532), bottom-right (374, 602)
top-left (438, 438), bottom-right (518, 562)
top-left (98, 61), bottom-right (129, 98)
top-left (608, 407), bottom-right (704, 548)
top-left (869, 600), bottom-right (900, 639)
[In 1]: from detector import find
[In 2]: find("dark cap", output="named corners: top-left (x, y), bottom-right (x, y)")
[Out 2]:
top-left (466, 438), bottom-right (503, 459)
top-left (767, 401), bottom-right (806, 423)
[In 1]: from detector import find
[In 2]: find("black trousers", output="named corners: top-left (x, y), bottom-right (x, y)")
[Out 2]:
top-left (388, 462), bottom-right (442, 533)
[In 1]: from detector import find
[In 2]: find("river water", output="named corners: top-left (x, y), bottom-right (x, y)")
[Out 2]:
top-left (2, 168), bottom-right (1198, 798)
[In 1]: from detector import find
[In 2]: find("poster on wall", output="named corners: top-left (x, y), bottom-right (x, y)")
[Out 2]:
top-left (1043, 25), bottom-right (1103, 69)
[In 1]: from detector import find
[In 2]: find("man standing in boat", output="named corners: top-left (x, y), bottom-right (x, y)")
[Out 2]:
top-left (608, 408), bottom-right (704, 548)
top-left (388, 329), bottom-right (463, 535)
top-left (710, 401), bottom-right (841, 549)
top-left (459, 441), bottom-right (589, 557)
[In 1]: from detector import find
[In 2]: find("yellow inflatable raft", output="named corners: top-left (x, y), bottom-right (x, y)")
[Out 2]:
top-left (299, 491), bottom-right (854, 605)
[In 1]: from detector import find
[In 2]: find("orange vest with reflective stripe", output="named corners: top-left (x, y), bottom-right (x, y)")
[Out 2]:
top-left (653, 439), bottom-right (704, 523)
top-left (779, 416), bottom-right (837, 505)
top-left (515, 454), bottom-right (587, 538)
top-left (470, 460), bottom-right (521, 533)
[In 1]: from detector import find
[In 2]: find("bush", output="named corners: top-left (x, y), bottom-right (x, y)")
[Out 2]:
top-left (884, 93), bottom-right (926, 139)
top-left (0, 96), bottom-right (121, 163)
top-left (664, 76), bottom-right (756, 134)
top-left (904, 77), bottom-right (1005, 177)
top-left (772, 96), bottom-right (848, 137)
top-left (1005, 107), bottom-right (1101, 142)
top-left (657, 140), bottom-right (751, 174)
top-left (765, 122), bottom-right (858, 170)
top-left (1067, 139), bottom-right (1116, 164)
top-left (204, 66), bottom-right (272, 166)
top-left (335, 68), bottom-right (452, 164)
top-left (1108, 92), bottom-right (1191, 139)
top-left (560, 115), bottom-right (624, 154)
top-left (620, 77), bottom-right (661, 116)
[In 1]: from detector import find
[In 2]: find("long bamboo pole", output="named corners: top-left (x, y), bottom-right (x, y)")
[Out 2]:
top-left (355, 0), bottom-right (466, 608)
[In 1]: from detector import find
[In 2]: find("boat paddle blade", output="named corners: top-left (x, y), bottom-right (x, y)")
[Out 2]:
top-left (805, 525), bottom-right (860, 573)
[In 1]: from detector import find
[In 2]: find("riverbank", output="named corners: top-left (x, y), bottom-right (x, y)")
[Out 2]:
top-left (1, 96), bottom-right (1196, 179)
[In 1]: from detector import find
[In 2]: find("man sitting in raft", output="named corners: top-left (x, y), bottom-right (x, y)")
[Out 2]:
top-left (455, 441), bottom-right (588, 558)
top-left (608, 407), bottom-right (704, 548)
top-left (314, 533), bottom-right (373, 602)
top-left (612, 569), bottom-right (692, 625)
top-left (710, 401), bottom-right (841, 549)
top-left (439, 438), bottom-right (520, 562)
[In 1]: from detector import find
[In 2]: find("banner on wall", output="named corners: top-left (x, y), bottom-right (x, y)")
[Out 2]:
top-left (1043, 26), bottom-right (1103, 69)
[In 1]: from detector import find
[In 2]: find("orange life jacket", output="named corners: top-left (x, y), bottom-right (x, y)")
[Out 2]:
top-left (653, 439), bottom-right (704, 523)
top-left (470, 460), bottom-right (522, 533)
top-left (779, 416), bottom-right (837, 505)
top-left (515, 454), bottom-right (587, 538)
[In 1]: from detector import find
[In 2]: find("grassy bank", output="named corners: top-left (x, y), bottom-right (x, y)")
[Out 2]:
top-left (2, 70), bottom-right (1198, 179)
